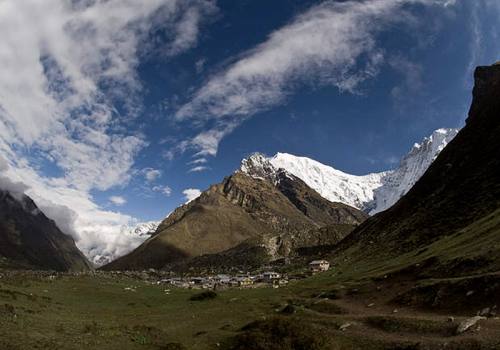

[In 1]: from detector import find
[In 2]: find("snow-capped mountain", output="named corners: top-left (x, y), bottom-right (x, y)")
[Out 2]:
top-left (127, 221), bottom-right (160, 238)
top-left (240, 128), bottom-right (459, 215)
top-left (367, 128), bottom-right (459, 214)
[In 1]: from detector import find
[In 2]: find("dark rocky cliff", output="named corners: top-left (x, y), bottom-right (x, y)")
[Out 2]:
top-left (0, 190), bottom-right (91, 271)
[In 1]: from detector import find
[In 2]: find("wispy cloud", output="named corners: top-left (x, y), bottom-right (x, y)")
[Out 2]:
top-left (189, 166), bottom-right (210, 173)
top-left (175, 0), bottom-right (455, 157)
top-left (464, 0), bottom-right (500, 87)
top-left (188, 158), bottom-right (208, 165)
top-left (152, 185), bottom-right (173, 196)
top-left (389, 55), bottom-right (424, 107)
top-left (142, 168), bottom-right (162, 182)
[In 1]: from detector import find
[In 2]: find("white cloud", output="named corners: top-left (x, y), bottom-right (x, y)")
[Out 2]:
top-left (142, 168), bottom-right (162, 182)
top-left (153, 185), bottom-right (173, 196)
top-left (183, 188), bottom-right (201, 203)
top-left (0, 0), bottom-right (217, 264)
top-left (175, 0), bottom-right (455, 157)
top-left (109, 196), bottom-right (127, 206)
top-left (189, 166), bottom-right (210, 173)
top-left (188, 158), bottom-right (208, 165)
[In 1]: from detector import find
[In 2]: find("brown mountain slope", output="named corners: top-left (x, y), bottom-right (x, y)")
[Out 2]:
top-left (104, 171), bottom-right (367, 270)
top-left (330, 64), bottom-right (500, 278)
top-left (0, 190), bottom-right (91, 271)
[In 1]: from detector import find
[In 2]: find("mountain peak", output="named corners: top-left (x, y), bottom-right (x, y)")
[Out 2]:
top-left (240, 152), bottom-right (280, 183)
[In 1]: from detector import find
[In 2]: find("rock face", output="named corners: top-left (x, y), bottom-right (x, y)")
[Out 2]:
top-left (335, 64), bottom-right (500, 277)
top-left (0, 190), bottom-right (91, 271)
top-left (252, 128), bottom-right (458, 215)
top-left (103, 167), bottom-right (367, 270)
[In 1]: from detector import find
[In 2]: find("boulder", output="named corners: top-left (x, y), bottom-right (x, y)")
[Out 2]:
top-left (455, 316), bottom-right (485, 335)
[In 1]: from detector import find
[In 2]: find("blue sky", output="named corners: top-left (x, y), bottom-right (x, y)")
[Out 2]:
top-left (114, 0), bottom-right (498, 221)
top-left (0, 0), bottom-right (499, 262)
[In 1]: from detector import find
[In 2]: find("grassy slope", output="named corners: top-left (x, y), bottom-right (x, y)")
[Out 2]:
top-left (1, 272), bottom-right (500, 350)
top-left (0, 273), bottom-right (293, 349)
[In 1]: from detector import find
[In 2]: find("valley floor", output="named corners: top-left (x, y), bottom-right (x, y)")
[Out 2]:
top-left (1, 270), bottom-right (499, 349)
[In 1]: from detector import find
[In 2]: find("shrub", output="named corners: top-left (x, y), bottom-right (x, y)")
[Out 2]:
top-left (189, 290), bottom-right (217, 301)
top-left (231, 317), bottom-right (328, 350)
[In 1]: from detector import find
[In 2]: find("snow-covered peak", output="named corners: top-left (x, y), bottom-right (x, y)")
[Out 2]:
top-left (240, 128), bottom-right (459, 214)
top-left (269, 153), bottom-right (386, 210)
top-left (126, 221), bottom-right (160, 237)
top-left (368, 128), bottom-right (458, 214)
top-left (240, 153), bottom-right (278, 181)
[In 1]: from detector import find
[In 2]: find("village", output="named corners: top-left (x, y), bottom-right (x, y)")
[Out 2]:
top-left (152, 259), bottom-right (331, 290)
top-left (0, 260), bottom-right (331, 292)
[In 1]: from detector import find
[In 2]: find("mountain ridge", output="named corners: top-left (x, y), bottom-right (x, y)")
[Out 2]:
top-left (103, 167), bottom-right (367, 270)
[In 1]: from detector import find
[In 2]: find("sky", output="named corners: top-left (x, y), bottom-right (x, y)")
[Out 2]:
top-left (0, 0), bottom-right (499, 264)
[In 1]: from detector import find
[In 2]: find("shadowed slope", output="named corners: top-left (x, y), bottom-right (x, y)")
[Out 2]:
top-left (0, 190), bottom-right (91, 271)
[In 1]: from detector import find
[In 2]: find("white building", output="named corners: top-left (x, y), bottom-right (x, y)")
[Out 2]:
top-left (262, 272), bottom-right (281, 281)
top-left (309, 260), bottom-right (330, 272)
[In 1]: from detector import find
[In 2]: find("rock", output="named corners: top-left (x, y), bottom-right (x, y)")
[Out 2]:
top-left (392, 309), bottom-right (398, 314)
top-left (466, 290), bottom-right (474, 297)
top-left (455, 316), bottom-right (485, 334)
top-left (447, 316), bottom-right (455, 323)
top-left (367, 303), bottom-right (375, 308)
top-left (339, 322), bottom-right (352, 331)
top-left (478, 307), bottom-right (490, 317)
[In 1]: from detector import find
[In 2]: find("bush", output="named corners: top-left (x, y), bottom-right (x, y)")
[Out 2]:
top-left (189, 290), bottom-right (217, 301)
top-left (230, 317), bottom-right (328, 350)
